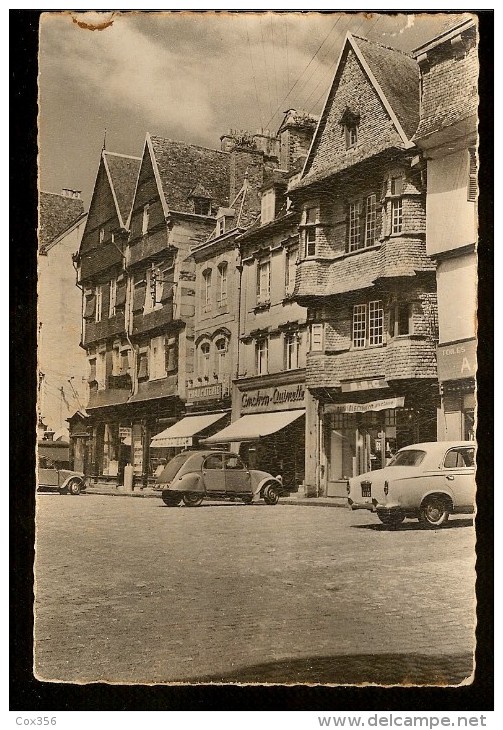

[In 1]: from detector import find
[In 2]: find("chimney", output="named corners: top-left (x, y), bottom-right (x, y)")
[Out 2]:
top-left (61, 188), bottom-right (82, 199)
top-left (278, 110), bottom-right (318, 172)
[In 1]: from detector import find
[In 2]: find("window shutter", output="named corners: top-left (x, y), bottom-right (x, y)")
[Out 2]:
top-left (132, 281), bottom-right (146, 312)
top-left (468, 148), bottom-right (477, 202)
top-left (115, 282), bottom-right (127, 308)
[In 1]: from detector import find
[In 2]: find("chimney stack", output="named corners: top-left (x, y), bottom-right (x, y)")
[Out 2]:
top-left (61, 188), bottom-right (82, 199)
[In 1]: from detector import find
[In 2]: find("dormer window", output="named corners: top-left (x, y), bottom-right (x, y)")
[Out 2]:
top-left (261, 188), bottom-right (275, 225)
top-left (194, 198), bottom-right (211, 216)
top-left (99, 227), bottom-right (105, 243)
top-left (339, 108), bottom-right (360, 150)
top-left (142, 204), bottom-right (150, 235)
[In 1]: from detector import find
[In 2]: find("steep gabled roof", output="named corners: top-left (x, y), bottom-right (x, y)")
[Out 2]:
top-left (148, 134), bottom-right (230, 215)
top-left (102, 151), bottom-right (141, 228)
top-left (39, 191), bottom-right (85, 249)
top-left (295, 33), bottom-right (420, 191)
top-left (352, 34), bottom-right (420, 140)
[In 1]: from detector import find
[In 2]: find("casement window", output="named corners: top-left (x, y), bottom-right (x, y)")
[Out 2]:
top-left (390, 176), bottom-right (403, 234)
top-left (468, 148), bottom-right (478, 202)
top-left (203, 269), bottom-right (213, 312)
top-left (390, 302), bottom-right (411, 337)
top-left (364, 194), bottom-right (377, 247)
top-left (261, 189), bottom-right (275, 225)
top-left (96, 350), bottom-right (107, 390)
top-left (302, 207), bottom-right (317, 258)
top-left (345, 123), bottom-right (358, 148)
top-left (285, 247), bottom-right (298, 295)
top-left (137, 349), bottom-right (149, 380)
top-left (109, 278), bottom-right (117, 318)
top-left (256, 260), bottom-right (271, 303)
top-left (215, 338), bottom-right (228, 377)
top-left (112, 342), bottom-right (121, 376)
top-left (95, 285), bottom-right (103, 322)
top-left (142, 204), bottom-right (150, 235)
top-left (285, 332), bottom-right (300, 370)
top-left (99, 227), bottom-right (105, 244)
top-left (310, 323), bottom-right (324, 352)
top-left (217, 262), bottom-right (228, 305)
top-left (255, 338), bottom-right (269, 375)
top-left (120, 347), bottom-right (130, 375)
top-left (200, 342), bottom-right (211, 379)
top-left (352, 301), bottom-right (384, 348)
top-left (194, 198), bottom-right (211, 216)
top-left (150, 335), bottom-right (166, 380)
top-left (165, 337), bottom-right (177, 373)
top-left (88, 357), bottom-right (97, 384)
top-left (348, 201), bottom-right (362, 251)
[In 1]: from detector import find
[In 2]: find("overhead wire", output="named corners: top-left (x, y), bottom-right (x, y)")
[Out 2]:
top-left (245, 16), bottom-right (265, 129)
top-left (258, 14), bottom-right (274, 123)
top-left (269, 12), bottom-right (280, 111)
top-left (264, 13), bottom-right (343, 130)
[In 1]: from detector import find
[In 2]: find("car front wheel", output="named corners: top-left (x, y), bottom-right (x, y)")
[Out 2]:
top-left (376, 510), bottom-right (405, 527)
top-left (66, 479), bottom-right (81, 496)
top-left (183, 492), bottom-right (204, 507)
top-left (262, 483), bottom-right (280, 506)
top-left (162, 492), bottom-right (182, 507)
top-left (419, 496), bottom-right (450, 527)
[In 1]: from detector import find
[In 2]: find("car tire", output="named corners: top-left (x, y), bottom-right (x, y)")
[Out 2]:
top-left (376, 510), bottom-right (405, 527)
top-left (66, 479), bottom-right (81, 496)
top-left (419, 496), bottom-right (450, 528)
top-left (182, 492), bottom-right (204, 507)
top-left (263, 483), bottom-right (280, 506)
top-left (241, 495), bottom-right (253, 504)
top-left (162, 492), bottom-right (182, 507)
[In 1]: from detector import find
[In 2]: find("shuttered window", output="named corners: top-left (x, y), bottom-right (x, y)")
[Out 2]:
top-left (468, 148), bottom-right (478, 202)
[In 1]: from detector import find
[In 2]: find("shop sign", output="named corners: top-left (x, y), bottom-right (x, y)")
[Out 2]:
top-left (437, 339), bottom-right (477, 382)
top-left (187, 383), bottom-right (222, 402)
top-left (326, 397), bottom-right (405, 414)
top-left (119, 426), bottom-right (132, 440)
top-left (341, 379), bottom-right (388, 392)
top-left (241, 384), bottom-right (305, 413)
top-left (160, 436), bottom-right (193, 448)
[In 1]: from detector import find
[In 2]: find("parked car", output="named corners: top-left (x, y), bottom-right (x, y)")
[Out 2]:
top-left (347, 441), bottom-right (476, 528)
top-left (153, 450), bottom-right (289, 507)
top-left (37, 441), bottom-right (86, 495)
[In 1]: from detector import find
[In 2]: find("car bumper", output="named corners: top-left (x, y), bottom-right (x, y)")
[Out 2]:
top-left (347, 498), bottom-right (376, 512)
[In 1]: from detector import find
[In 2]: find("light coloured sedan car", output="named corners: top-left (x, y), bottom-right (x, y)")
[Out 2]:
top-left (153, 450), bottom-right (288, 507)
top-left (347, 441), bottom-right (476, 528)
top-left (37, 441), bottom-right (86, 495)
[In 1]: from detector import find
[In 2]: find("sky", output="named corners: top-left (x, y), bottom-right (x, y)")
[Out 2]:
top-left (38, 10), bottom-right (471, 209)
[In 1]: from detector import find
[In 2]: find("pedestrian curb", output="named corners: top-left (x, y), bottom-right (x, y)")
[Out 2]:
top-left (83, 487), bottom-right (348, 507)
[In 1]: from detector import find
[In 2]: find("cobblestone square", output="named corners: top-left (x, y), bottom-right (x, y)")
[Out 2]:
top-left (34, 494), bottom-right (476, 685)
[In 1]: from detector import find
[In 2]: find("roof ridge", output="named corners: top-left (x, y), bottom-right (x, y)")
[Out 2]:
top-left (40, 190), bottom-right (82, 198)
top-left (103, 150), bottom-right (142, 161)
top-left (351, 32), bottom-right (414, 59)
top-left (149, 134), bottom-right (228, 156)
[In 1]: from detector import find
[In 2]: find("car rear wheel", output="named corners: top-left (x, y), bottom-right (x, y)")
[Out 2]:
top-left (162, 492), bottom-right (182, 507)
top-left (183, 492), bottom-right (204, 507)
top-left (263, 483), bottom-right (280, 506)
top-left (419, 496), bottom-right (450, 527)
top-left (66, 479), bottom-right (81, 496)
top-left (376, 510), bottom-right (405, 527)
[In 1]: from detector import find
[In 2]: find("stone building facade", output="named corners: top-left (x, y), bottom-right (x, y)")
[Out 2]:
top-left (290, 33), bottom-right (439, 496)
top-left (412, 18), bottom-right (478, 441)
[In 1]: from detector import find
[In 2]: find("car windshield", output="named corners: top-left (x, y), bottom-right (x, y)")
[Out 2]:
top-left (387, 449), bottom-right (426, 467)
top-left (158, 452), bottom-right (193, 481)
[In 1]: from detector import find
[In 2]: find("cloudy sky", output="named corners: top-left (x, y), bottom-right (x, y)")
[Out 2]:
top-left (38, 10), bottom-right (470, 208)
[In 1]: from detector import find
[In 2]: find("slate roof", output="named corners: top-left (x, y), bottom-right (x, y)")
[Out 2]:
top-left (149, 135), bottom-right (230, 215)
top-left (39, 192), bottom-right (85, 250)
top-left (352, 35), bottom-right (420, 140)
top-left (103, 151), bottom-right (141, 227)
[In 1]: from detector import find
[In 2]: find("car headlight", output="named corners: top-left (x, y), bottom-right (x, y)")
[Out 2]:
top-left (384, 480), bottom-right (389, 496)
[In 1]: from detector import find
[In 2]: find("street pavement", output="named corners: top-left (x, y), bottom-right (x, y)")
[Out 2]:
top-left (33, 492), bottom-right (476, 686)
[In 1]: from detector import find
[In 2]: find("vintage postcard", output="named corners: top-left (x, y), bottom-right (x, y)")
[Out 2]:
top-left (35, 10), bottom-right (480, 689)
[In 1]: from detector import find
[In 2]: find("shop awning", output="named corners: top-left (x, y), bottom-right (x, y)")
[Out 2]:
top-left (150, 413), bottom-right (228, 448)
top-left (203, 409), bottom-right (305, 444)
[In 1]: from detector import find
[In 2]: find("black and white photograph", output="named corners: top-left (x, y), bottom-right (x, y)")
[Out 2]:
top-left (29, 8), bottom-right (485, 695)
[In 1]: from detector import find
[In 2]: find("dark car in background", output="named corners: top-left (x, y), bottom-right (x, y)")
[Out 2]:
top-left (153, 450), bottom-right (288, 507)
top-left (37, 441), bottom-right (86, 495)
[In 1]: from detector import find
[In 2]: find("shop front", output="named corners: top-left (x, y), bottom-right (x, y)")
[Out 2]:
top-left (437, 338), bottom-right (476, 441)
top-left (204, 377), bottom-right (306, 491)
top-left (317, 387), bottom-right (438, 498)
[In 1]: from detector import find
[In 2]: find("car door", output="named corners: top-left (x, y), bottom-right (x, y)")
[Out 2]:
top-left (441, 446), bottom-right (476, 512)
top-left (223, 453), bottom-right (251, 495)
top-left (38, 456), bottom-right (59, 488)
top-left (201, 453), bottom-right (225, 495)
